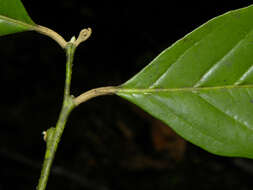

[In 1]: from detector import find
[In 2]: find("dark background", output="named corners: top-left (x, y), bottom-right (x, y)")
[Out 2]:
top-left (0, 1), bottom-right (253, 190)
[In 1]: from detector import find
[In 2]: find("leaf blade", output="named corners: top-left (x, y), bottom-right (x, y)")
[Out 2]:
top-left (0, 0), bottom-right (35, 36)
top-left (117, 5), bottom-right (253, 158)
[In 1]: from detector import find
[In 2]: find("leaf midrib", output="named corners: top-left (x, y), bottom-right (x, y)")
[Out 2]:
top-left (119, 84), bottom-right (253, 93)
top-left (0, 14), bottom-right (35, 29)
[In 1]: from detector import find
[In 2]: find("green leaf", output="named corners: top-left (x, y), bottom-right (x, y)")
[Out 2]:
top-left (0, 0), bottom-right (35, 36)
top-left (117, 5), bottom-right (253, 158)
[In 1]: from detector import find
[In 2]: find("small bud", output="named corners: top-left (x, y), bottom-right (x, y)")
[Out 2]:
top-left (42, 131), bottom-right (47, 142)
top-left (70, 36), bottom-right (76, 43)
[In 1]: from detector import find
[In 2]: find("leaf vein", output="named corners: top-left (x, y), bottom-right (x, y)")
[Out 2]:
top-left (193, 30), bottom-right (252, 87)
top-left (234, 64), bottom-right (253, 85)
top-left (194, 92), bottom-right (253, 132)
top-left (149, 24), bottom-right (224, 88)
top-left (0, 14), bottom-right (35, 29)
top-left (119, 84), bottom-right (253, 93)
top-left (148, 94), bottom-right (225, 147)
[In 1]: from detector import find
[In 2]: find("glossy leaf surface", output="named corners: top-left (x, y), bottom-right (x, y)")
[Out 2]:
top-left (0, 0), bottom-right (35, 36)
top-left (117, 5), bottom-right (253, 158)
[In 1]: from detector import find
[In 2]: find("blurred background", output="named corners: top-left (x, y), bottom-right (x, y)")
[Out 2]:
top-left (0, 0), bottom-right (253, 189)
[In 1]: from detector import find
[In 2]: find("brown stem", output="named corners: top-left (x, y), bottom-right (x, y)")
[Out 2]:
top-left (74, 86), bottom-right (118, 106)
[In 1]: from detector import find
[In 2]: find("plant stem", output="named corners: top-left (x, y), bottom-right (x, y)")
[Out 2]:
top-left (36, 32), bottom-right (117, 190)
top-left (36, 43), bottom-right (76, 190)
